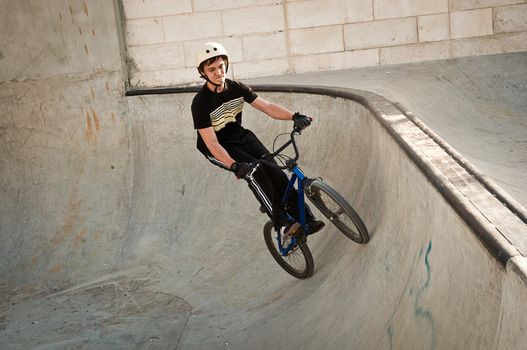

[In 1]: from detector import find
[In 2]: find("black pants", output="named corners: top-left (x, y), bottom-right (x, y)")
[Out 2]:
top-left (206, 130), bottom-right (313, 228)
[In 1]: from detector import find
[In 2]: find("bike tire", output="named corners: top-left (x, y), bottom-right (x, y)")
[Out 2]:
top-left (263, 221), bottom-right (314, 279)
top-left (306, 180), bottom-right (370, 244)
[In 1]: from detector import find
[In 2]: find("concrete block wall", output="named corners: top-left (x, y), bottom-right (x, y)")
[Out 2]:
top-left (121, 0), bottom-right (527, 88)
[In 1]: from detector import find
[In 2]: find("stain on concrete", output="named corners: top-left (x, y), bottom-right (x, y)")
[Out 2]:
top-left (0, 276), bottom-right (191, 348)
top-left (92, 108), bottom-right (100, 131)
top-left (51, 199), bottom-right (80, 246)
top-left (82, 1), bottom-right (89, 16)
top-left (85, 110), bottom-right (94, 142)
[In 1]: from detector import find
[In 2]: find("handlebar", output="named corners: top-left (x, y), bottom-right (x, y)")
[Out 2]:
top-left (270, 128), bottom-right (302, 166)
top-left (249, 127), bottom-right (305, 175)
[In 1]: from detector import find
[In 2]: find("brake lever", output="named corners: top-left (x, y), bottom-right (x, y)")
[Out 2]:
top-left (245, 163), bottom-right (260, 181)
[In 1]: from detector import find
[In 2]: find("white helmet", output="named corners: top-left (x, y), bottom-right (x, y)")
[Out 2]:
top-left (195, 42), bottom-right (229, 72)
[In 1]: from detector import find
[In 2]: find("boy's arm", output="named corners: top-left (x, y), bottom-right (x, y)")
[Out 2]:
top-left (198, 127), bottom-right (236, 168)
top-left (250, 97), bottom-right (294, 120)
top-left (250, 97), bottom-right (313, 129)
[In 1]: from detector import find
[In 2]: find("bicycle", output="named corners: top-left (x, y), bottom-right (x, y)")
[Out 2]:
top-left (247, 126), bottom-right (370, 279)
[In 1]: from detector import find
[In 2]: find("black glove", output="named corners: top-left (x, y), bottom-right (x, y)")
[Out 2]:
top-left (293, 112), bottom-right (312, 131)
top-left (230, 162), bottom-right (252, 179)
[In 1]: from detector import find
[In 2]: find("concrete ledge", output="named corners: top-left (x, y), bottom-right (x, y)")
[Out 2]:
top-left (509, 256), bottom-right (527, 285)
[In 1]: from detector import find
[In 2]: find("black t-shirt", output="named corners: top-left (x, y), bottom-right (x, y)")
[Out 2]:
top-left (191, 79), bottom-right (258, 155)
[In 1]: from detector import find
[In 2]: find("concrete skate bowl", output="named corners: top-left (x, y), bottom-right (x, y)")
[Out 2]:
top-left (1, 84), bottom-right (526, 349)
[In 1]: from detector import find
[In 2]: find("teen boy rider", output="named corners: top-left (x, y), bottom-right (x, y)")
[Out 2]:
top-left (191, 42), bottom-right (324, 236)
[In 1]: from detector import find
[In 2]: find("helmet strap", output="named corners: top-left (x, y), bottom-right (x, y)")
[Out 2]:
top-left (197, 58), bottom-right (228, 88)
top-left (201, 74), bottom-right (223, 87)
top-left (197, 70), bottom-right (223, 107)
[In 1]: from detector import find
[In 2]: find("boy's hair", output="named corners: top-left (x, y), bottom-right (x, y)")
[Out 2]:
top-left (198, 55), bottom-right (228, 74)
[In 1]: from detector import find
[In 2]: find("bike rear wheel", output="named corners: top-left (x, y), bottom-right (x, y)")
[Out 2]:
top-left (263, 221), bottom-right (314, 279)
top-left (306, 180), bottom-right (370, 244)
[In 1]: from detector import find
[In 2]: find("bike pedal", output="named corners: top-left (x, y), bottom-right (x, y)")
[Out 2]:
top-left (284, 222), bottom-right (302, 237)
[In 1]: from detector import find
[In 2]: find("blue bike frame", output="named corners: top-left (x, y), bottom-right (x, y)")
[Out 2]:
top-left (276, 165), bottom-right (313, 256)
top-left (256, 128), bottom-right (314, 256)
top-left (283, 166), bottom-right (308, 228)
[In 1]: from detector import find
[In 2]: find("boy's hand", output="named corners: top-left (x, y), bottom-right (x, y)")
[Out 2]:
top-left (230, 162), bottom-right (252, 179)
top-left (293, 112), bottom-right (312, 130)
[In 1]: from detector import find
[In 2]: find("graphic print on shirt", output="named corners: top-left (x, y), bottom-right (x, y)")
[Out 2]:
top-left (210, 97), bottom-right (244, 131)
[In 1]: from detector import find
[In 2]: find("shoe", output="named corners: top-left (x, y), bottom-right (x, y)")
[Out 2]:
top-left (283, 222), bottom-right (302, 237)
top-left (307, 220), bottom-right (325, 235)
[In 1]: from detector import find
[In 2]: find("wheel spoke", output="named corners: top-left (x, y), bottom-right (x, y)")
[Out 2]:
top-left (306, 181), bottom-right (370, 244)
top-left (264, 221), bottom-right (314, 278)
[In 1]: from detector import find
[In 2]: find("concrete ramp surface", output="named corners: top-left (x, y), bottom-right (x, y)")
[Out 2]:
top-left (2, 84), bottom-right (527, 349)
top-left (1, 2), bottom-right (527, 349)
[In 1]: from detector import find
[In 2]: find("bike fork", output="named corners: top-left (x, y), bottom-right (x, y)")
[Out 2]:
top-left (282, 167), bottom-right (312, 235)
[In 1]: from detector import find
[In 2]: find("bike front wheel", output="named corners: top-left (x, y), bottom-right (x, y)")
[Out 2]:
top-left (306, 180), bottom-right (370, 244)
top-left (263, 221), bottom-right (314, 279)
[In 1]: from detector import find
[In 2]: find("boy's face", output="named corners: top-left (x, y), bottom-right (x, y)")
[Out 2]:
top-left (203, 57), bottom-right (226, 86)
